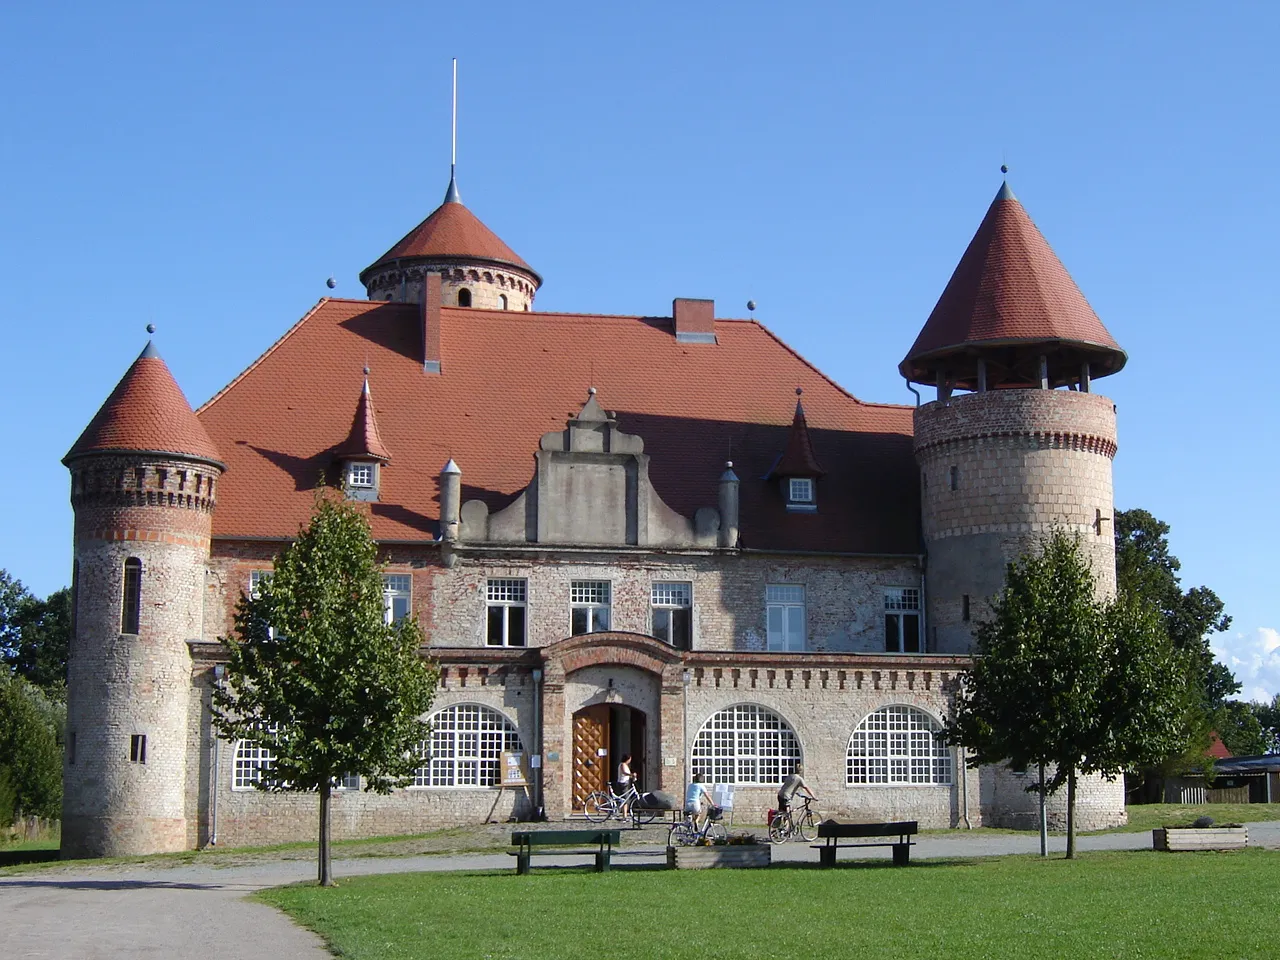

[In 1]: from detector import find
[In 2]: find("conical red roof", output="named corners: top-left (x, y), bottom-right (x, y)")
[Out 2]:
top-left (768, 395), bottom-right (825, 478)
top-left (900, 183), bottom-right (1125, 383)
top-left (360, 197), bottom-right (539, 284)
top-left (334, 377), bottom-right (391, 463)
top-left (65, 342), bottom-right (223, 466)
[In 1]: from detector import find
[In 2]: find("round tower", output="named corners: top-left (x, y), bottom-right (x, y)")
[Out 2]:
top-left (904, 180), bottom-right (1128, 830)
top-left (358, 173), bottom-right (541, 310)
top-left (61, 337), bottom-right (224, 858)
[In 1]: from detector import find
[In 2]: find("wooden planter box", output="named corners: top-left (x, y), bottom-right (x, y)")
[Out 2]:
top-left (1153, 826), bottom-right (1248, 852)
top-left (667, 845), bottom-right (771, 869)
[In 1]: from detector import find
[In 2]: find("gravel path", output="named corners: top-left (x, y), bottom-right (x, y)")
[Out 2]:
top-left (6, 821), bottom-right (1279, 960)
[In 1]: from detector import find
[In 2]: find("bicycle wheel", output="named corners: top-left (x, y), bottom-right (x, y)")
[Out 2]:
top-left (668, 821), bottom-right (694, 846)
top-left (768, 812), bottom-right (790, 844)
top-left (583, 791), bottom-right (612, 822)
top-left (632, 799), bottom-right (659, 825)
top-left (798, 809), bottom-right (819, 842)
top-left (704, 821), bottom-right (729, 843)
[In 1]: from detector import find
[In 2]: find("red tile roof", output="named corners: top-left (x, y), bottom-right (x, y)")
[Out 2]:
top-left (1207, 732), bottom-right (1233, 760)
top-left (334, 377), bottom-right (392, 462)
top-left (360, 199), bottom-right (539, 283)
top-left (198, 300), bottom-right (920, 553)
top-left (901, 183), bottom-right (1125, 382)
top-left (767, 396), bottom-right (825, 478)
top-left (65, 342), bottom-right (223, 467)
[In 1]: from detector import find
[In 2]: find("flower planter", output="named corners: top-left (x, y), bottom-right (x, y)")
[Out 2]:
top-left (667, 845), bottom-right (771, 869)
top-left (1152, 826), bottom-right (1248, 852)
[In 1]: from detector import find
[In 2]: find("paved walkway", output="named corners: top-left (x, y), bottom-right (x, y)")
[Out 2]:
top-left (6, 822), bottom-right (1280, 960)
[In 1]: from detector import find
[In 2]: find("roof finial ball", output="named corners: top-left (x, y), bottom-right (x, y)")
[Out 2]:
top-left (747, 300), bottom-right (756, 313)
top-left (363, 365), bottom-right (371, 376)
top-left (326, 277), bottom-right (337, 290)
top-left (588, 386), bottom-right (597, 396)
top-left (796, 387), bottom-right (803, 396)
top-left (146, 324), bottom-right (156, 335)
top-left (1001, 164), bottom-right (1008, 176)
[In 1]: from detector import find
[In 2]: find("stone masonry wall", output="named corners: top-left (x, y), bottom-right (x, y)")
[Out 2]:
top-left (64, 454), bottom-right (219, 857)
top-left (364, 262), bottom-right (538, 311)
top-left (914, 389), bottom-right (1118, 653)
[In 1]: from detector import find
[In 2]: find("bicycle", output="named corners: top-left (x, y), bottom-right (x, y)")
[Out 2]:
top-left (667, 806), bottom-right (729, 846)
top-left (583, 782), bottom-right (660, 825)
top-left (768, 796), bottom-right (819, 844)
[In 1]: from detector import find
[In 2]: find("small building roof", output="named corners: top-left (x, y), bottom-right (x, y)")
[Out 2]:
top-left (333, 376), bottom-right (392, 463)
top-left (900, 182), bottom-right (1126, 386)
top-left (64, 341), bottom-right (223, 467)
top-left (359, 192), bottom-right (540, 285)
top-left (767, 393), bottom-right (825, 478)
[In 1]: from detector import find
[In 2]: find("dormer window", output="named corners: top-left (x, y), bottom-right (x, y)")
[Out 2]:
top-left (348, 463), bottom-right (374, 488)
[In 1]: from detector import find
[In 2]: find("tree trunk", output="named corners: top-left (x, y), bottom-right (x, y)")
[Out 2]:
top-left (1038, 762), bottom-right (1048, 858)
top-left (318, 779), bottom-right (333, 886)
top-left (1065, 768), bottom-right (1077, 860)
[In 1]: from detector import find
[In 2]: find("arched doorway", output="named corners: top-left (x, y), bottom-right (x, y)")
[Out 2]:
top-left (571, 704), bottom-right (648, 811)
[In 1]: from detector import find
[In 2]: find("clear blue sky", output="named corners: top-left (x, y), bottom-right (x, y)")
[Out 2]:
top-left (2, 2), bottom-right (1276, 697)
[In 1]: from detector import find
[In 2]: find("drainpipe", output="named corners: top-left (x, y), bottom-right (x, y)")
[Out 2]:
top-left (682, 668), bottom-right (692, 803)
top-left (209, 665), bottom-right (224, 846)
top-left (532, 668), bottom-right (543, 820)
top-left (959, 746), bottom-right (971, 829)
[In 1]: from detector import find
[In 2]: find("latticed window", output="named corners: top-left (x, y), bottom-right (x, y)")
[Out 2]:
top-left (348, 463), bottom-right (374, 487)
top-left (690, 704), bottom-right (801, 785)
top-left (248, 569), bottom-right (271, 598)
top-left (412, 705), bottom-right (523, 788)
top-left (383, 574), bottom-right (411, 624)
top-left (336, 772), bottom-right (360, 790)
top-left (651, 581), bottom-right (692, 649)
top-left (847, 705), bottom-right (951, 785)
top-left (233, 724), bottom-right (280, 790)
top-left (570, 580), bottom-right (611, 635)
top-left (884, 588), bottom-right (921, 653)
top-left (486, 578), bottom-right (527, 647)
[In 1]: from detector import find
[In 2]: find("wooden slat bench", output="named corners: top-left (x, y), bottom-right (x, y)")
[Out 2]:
top-left (510, 829), bottom-right (622, 875)
top-left (812, 821), bottom-right (918, 867)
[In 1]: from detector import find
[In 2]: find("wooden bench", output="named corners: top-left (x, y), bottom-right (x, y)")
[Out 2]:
top-left (510, 829), bottom-right (622, 875)
top-left (812, 821), bottom-right (917, 866)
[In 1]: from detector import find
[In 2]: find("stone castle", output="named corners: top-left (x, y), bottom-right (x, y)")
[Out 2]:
top-left (61, 169), bottom-right (1128, 857)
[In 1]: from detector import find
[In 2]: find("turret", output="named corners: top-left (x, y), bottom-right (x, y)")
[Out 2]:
top-left (905, 179), bottom-right (1126, 654)
top-left (359, 173), bottom-right (541, 311)
top-left (61, 333), bottom-right (224, 857)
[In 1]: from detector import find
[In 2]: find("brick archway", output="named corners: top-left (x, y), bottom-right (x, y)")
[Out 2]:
top-left (539, 632), bottom-right (687, 819)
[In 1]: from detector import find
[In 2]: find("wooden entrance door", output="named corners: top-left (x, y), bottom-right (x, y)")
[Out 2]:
top-left (572, 705), bottom-right (610, 811)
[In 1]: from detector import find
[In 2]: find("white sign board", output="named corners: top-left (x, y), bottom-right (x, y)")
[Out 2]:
top-left (712, 783), bottom-right (735, 809)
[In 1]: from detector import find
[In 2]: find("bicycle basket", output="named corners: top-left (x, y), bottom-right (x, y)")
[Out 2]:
top-left (708, 805), bottom-right (724, 821)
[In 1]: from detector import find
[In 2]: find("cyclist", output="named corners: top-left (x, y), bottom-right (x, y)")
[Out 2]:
top-left (616, 754), bottom-right (637, 818)
top-left (777, 762), bottom-right (815, 818)
top-left (685, 772), bottom-right (714, 830)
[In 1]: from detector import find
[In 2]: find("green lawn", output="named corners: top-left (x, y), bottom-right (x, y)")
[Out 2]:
top-left (1101, 803), bottom-right (1280, 833)
top-left (260, 849), bottom-right (1280, 960)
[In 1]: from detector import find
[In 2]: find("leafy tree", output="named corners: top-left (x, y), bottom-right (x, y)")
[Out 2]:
top-left (1215, 700), bottom-right (1272, 758)
top-left (1, 570), bottom-right (71, 695)
top-left (212, 493), bottom-right (438, 886)
top-left (0, 673), bottom-right (64, 824)
top-left (1248, 695), bottom-right (1280, 754)
top-left (1115, 509), bottom-right (1233, 704)
top-left (947, 530), bottom-right (1190, 858)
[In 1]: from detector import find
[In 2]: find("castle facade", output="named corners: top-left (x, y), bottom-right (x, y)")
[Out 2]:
top-left (60, 172), bottom-right (1129, 856)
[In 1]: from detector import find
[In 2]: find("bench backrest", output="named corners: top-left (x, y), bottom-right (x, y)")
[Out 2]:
top-left (511, 829), bottom-right (621, 846)
top-left (816, 820), bottom-right (918, 839)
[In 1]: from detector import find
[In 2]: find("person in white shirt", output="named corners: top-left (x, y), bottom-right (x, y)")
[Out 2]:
top-left (685, 772), bottom-right (714, 829)
top-left (616, 754), bottom-right (636, 817)
top-left (777, 762), bottom-right (815, 814)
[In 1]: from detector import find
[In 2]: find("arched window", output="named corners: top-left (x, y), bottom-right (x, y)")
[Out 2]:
top-left (847, 705), bottom-right (951, 785)
top-left (498, 294), bottom-right (508, 310)
top-left (232, 725), bottom-right (279, 790)
top-left (691, 704), bottom-right (800, 785)
top-left (121, 557), bottom-right (142, 634)
top-left (413, 704), bottom-right (522, 787)
top-left (457, 288), bottom-right (472, 307)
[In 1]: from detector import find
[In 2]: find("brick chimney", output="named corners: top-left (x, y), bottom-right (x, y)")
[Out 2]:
top-left (422, 272), bottom-right (442, 374)
top-left (673, 298), bottom-right (716, 344)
